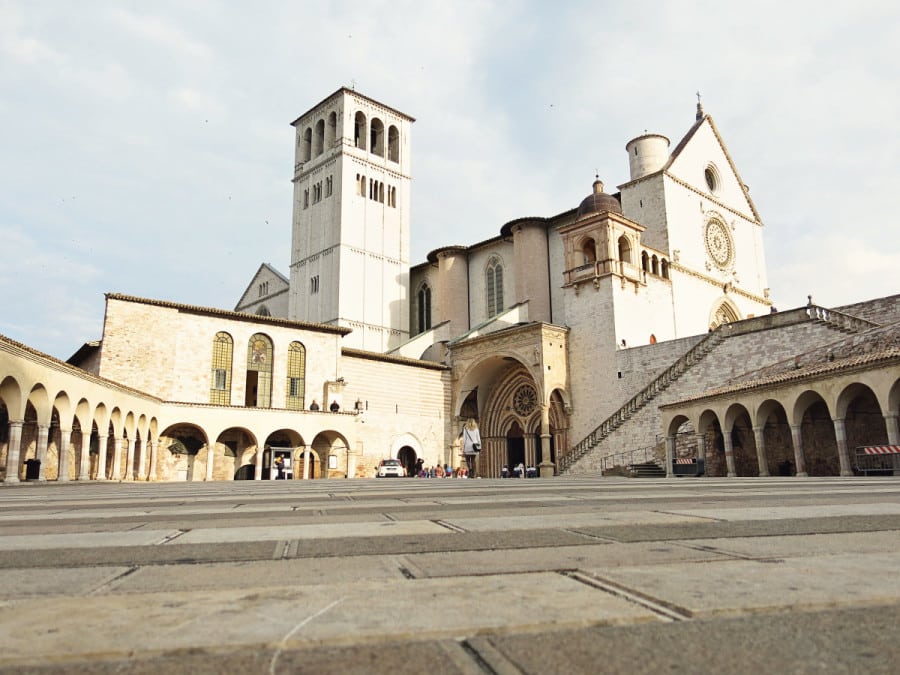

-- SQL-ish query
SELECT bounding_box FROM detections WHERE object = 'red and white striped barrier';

[675,458,695,464]
[859,446,900,455]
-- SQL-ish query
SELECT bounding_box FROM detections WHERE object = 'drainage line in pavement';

[563,570,692,621]
[434,519,467,533]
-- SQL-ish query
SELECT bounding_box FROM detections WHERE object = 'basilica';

[2,87,898,483]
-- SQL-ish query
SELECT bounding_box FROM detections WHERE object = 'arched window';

[378,181,385,203]
[245,334,273,408]
[370,118,384,156]
[388,125,399,162]
[581,238,596,265]
[285,341,306,411]
[651,255,659,276]
[314,119,325,156]
[486,257,504,318]
[256,305,270,317]
[618,235,632,265]
[354,111,367,150]
[641,251,649,273]
[302,128,312,161]
[210,332,233,405]
[661,259,669,279]
[417,283,432,334]
[326,111,337,148]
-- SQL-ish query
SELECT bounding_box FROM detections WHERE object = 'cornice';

[668,262,770,305]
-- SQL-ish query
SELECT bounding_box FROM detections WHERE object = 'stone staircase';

[628,461,667,478]
[557,328,726,473]
[558,304,880,476]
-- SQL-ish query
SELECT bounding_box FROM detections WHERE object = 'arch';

[485,256,504,318]
[210,331,233,405]
[581,237,597,265]
[388,125,399,162]
[723,402,757,476]
[354,111,367,150]
[310,430,352,479]
[256,305,270,317]
[641,251,649,273]
[313,119,325,156]
[285,341,306,411]
[302,127,312,161]
[836,382,888,452]
[709,298,740,330]
[660,259,669,279]
[397,446,417,477]
[417,282,432,334]
[370,117,384,156]
[755,398,795,476]
[326,111,337,148]
[0,376,23,420]
[617,235,632,265]
[245,333,273,408]
[651,255,659,276]
[160,423,209,482]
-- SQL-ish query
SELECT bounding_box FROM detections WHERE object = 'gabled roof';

[106,293,351,336]
[290,87,416,126]
[234,262,289,311]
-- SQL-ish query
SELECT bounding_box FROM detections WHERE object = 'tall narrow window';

[486,257,504,318]
[245,334,273,408]
[285,341,306,410]
[370,118,384,156]
[618,235,632,265]
[302,128,312,161]
[388,125,399,162]
[417,283,432,333]
[326,111,337,148]
[314,119,325,156]
[354,111,367,150]
[209,332,233,405]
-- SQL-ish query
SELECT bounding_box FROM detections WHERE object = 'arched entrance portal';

[507,421,525,471]
[398,446,416,478]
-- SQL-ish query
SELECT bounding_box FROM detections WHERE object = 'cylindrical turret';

[433,246,470,337]
[625,133,670,181]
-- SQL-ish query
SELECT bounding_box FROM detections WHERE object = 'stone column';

[123,439,134,482]
[539,405,554,478]
[147,441,158,481]
[665,434,675,478]
[77,433,91,481]
[254,447,263,480]
[111,436,123,481]
[789,424,808,477]
[58,428,72,482]
[136,440,147,481]
[95,434,110,481]
[35,424,50,482]
[205,443,215,482]
[723,430,736,477]
[303,447,310,480]
[695,434,707,477]
[884,412,899,445]
[832,417,853,477]
[752,426,769,477]
[4,421,23,483]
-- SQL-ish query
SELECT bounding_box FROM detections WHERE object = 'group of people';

[413,458,468,478]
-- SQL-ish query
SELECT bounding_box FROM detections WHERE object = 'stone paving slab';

[444,509,713,532]
[0,573,659,667]
[402,541,729,578]
[176,519,449,544]
[1,566,133,598]
[685,529,900,559]
[669,501,900,521]
[593,550,900,616]
[0,529,181,551]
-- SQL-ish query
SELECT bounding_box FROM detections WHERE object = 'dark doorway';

[507,421,525,469]
[234,464,255,480]
[245,371,259,406]
[397,446,416,478]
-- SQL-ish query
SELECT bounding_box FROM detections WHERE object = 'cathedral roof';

[576,179,622,218]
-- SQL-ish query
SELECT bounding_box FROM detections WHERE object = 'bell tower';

[288,88,414,352]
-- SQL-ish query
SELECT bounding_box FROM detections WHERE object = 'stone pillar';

[665,434,675,478]
[147,441,158,481]
[539,405,554,478]
[77,433,92,481]
[95,434,109,481]
[254,447,263,480]
[303,447,310,480]
[789,424,808,477]
[36,424,50,482]
[884,412,899,445]
[752,426,769,477]
[111,436,123,481]
[696,434,706,463]
[723,430,736,477]
[205,443,215,482]
[832,417,853,477]
[58,428,73,482]
[136,440,147,481]
[4,421,23,483]
[123,438,135,481]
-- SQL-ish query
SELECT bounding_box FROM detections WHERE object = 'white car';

[376,458,405,478]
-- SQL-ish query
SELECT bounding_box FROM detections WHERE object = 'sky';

[1,1,898,359]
